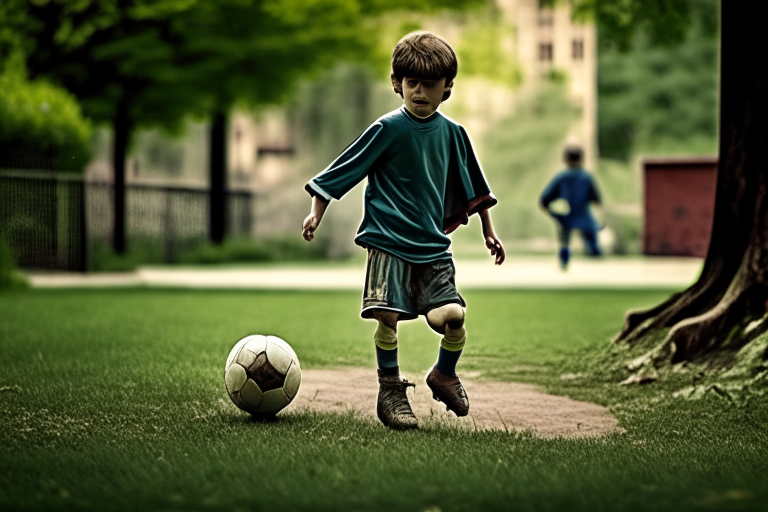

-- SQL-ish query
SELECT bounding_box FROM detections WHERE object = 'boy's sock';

[435,334,466,376]
[558,247,570,269]
[374,322,399,373]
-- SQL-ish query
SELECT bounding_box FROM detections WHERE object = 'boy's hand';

[302,214,319,241]
[485,235,505,265]
[302,195,329,241]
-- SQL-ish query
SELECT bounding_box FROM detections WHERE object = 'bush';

[88,235,335,271]
[0,66,92,172]
[0,236,28,290]
[178,236,331,265]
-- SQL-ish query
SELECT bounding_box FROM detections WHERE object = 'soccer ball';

[224,334,302,416]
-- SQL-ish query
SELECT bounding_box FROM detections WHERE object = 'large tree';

[1,0,209,253]
[1,0,482,250]
[175,0,483,244]
[582,0,768,376]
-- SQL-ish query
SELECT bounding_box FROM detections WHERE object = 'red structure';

[643,157,718,257]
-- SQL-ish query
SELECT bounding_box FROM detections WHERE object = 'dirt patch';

[291,367,621,438]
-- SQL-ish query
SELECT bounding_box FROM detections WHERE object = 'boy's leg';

[370,308,417,430]
[425,303,470,416]
[426,304,466,376]
[582,228,602,256]
[373,311,400,374]
[557,224,572,269]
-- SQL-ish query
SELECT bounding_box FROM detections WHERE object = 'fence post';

[78,179,88,272]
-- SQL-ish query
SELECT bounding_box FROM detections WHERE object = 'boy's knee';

[374,321,398,350]
[426,303,465,334]
[373,310,399,330]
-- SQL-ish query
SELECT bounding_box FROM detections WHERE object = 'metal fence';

[0,170,253,271]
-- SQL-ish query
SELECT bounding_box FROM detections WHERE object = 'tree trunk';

[209,110,228,245]
[615,3,768,366]
[112,100,131,255]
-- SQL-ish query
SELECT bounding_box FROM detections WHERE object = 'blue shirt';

[306,107,496,264]
[540,168,601,231]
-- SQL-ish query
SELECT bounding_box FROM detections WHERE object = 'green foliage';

[0,62,93,172]
[89,236,335,271]
[452,83,580,253]
[89,238,165,272]
[1,0,485,138]
[0,236,28,290]
[569,0,718,52]
[1,288,767,510]
[597,0,718,160]
[178,236,332,265]
[456,7,522,87]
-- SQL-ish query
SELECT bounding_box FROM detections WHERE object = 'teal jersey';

[306,107,497,264]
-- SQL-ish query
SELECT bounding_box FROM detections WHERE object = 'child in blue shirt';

[540,146,603,269]
[302,32,504,429]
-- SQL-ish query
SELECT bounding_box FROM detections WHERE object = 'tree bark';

[209,110,228,245]
[112,99,131,255]
[615,2,768,366]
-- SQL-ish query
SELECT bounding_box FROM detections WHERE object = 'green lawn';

[1,288,766,511]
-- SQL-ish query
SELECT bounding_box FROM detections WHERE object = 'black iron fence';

[0,170,253,271]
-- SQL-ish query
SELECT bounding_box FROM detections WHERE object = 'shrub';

[178,236,331,265]
[0,236,28,290]
[0,67,92,172]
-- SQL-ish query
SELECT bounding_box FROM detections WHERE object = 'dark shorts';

[361,248,466,321]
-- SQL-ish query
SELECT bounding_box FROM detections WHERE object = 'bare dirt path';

[291,368,621,438]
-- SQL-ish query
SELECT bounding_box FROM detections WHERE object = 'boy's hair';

[564,145,583,164]
[391,31,457,102]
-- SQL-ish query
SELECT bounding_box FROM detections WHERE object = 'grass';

[1,287,767,511]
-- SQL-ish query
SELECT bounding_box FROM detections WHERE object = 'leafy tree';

[0,0,484,251]
[597,0,718,160]
[576,0,768,384]
[0,57,92,172]
[1,0,210,253]
[171,0,485,244]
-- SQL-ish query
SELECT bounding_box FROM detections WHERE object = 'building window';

[538,11,554,26]
[572,39,584,60]
[539,42,553,62]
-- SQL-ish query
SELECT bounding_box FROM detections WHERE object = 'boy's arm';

[302,196,329,241]
[479,208,505,265]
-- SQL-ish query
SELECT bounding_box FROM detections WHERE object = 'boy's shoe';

[426,366,469,417]
[376,370,418,429]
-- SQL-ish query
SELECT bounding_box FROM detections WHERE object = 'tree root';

[614,259,733,345]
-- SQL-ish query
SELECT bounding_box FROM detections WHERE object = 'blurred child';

[540,145,603,269]
[302,32,504,429]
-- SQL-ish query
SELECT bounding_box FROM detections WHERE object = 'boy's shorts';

[361,247,466,321]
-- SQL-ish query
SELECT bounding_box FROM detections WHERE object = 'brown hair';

[563,145,584,163]
[391,31,457,102]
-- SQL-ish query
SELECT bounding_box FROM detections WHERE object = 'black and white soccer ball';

[224,334,301,416]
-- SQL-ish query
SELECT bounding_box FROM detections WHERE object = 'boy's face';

[566,157,582,168]
[391,75,452,118]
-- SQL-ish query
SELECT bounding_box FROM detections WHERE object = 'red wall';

[643,157,718,257]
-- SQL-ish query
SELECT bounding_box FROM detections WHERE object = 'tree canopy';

[0,57,92,171]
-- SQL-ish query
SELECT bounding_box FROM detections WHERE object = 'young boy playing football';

[540,146,603,270]
[302,32,505,429]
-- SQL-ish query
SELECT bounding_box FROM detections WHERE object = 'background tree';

[173,0,483,244]
[575,0,768,379]
[0,55,92,172]
[0,0,209,253]
[596,0,718,161]
[0,0,483,251]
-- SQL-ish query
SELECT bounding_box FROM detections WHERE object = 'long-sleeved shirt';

[306,106,496,264]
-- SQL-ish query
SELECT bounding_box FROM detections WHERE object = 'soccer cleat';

[425,366,469,417]
[376,370,418,429]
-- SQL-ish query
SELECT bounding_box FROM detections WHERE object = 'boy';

[302,32,504,430]
[540,145,603,269]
